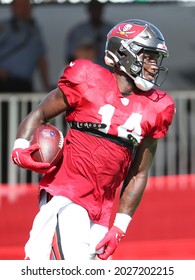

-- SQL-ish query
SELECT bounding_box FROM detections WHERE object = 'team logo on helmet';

[108,22,144,40]
[116,24,135,37]
[117,24,135,37]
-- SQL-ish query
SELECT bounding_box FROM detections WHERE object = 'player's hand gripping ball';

[30,124,64,166]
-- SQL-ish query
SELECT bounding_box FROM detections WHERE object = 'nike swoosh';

[70,62,75,67]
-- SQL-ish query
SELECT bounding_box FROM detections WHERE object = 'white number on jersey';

[98,104,143,143]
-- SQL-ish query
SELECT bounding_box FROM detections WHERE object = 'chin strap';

[134,75,154,91]
[118,63,154,91]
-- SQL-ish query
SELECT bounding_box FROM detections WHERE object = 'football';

[30,124,64,166]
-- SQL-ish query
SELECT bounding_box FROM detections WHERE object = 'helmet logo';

[117,24,135,37]
[123,24,132,31]
[107,23,145,40]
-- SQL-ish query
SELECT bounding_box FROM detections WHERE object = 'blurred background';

[0,0,195,260]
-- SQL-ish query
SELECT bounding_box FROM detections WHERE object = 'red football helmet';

[104,19,168,91]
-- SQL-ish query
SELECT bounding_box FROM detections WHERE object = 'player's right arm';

[11,88,69,173]
[16,88,69,140]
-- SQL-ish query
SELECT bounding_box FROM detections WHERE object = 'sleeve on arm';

[151,102,176,139]
[58,60,88,108]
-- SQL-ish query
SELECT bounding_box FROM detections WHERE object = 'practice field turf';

[0,174,195,260]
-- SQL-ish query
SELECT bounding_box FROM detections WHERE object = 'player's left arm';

[119,136,158,216]
[96,136,158,259]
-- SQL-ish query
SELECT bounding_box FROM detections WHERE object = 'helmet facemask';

[130,46,168,91]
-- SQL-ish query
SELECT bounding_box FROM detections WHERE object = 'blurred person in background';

[0,0,50,183]
[64,0,113,67]
[0,0,50,93]
[70,36,97,62]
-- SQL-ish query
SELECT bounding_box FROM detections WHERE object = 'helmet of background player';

[104,19,169,91]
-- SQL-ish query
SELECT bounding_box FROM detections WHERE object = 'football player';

[11,19,175,260]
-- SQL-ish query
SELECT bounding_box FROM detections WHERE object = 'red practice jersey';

[40,59,175,227]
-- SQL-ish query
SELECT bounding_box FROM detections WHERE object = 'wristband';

[113,213,132,233]
[13,138,30,150]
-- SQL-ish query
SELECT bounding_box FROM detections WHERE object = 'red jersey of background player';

[40,59,175,227]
